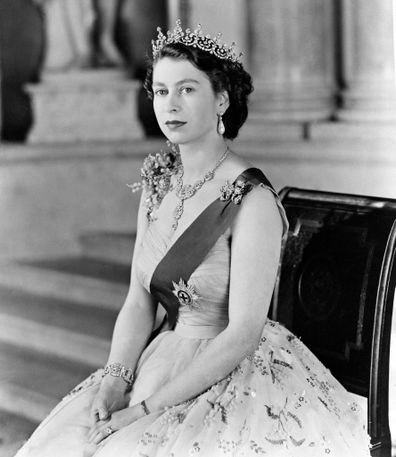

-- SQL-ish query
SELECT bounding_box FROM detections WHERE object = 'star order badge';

[172,279,200,309]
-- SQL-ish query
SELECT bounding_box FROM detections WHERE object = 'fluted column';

[167,0,190,26]
[187,0,248,60]
[127,0,167,74]
[0,56,2,141]
[247,0,335,123]
[338,0,396,122]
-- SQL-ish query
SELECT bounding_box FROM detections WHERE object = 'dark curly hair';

[144,43,254,140]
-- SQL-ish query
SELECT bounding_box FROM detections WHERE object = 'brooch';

[172,279,200,310]
[127,142,180,222]
[220,179,252,205]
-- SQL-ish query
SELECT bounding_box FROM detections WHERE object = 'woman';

[16,20,371,456]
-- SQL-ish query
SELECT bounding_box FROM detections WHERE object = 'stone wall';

[1,0,395,261]
[1,137,395,261]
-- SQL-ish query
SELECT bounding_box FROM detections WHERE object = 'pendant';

[172,200,184,231]
[172,279,201,309]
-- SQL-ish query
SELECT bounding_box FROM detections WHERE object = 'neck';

[178,138,228,183]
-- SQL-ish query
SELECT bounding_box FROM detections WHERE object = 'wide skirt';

[15,320,371,457]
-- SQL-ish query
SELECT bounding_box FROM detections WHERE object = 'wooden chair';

[271,187,396,457]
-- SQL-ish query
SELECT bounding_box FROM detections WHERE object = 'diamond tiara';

[152,19,243,63]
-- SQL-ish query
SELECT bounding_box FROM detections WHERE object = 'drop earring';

[217,113,225,135]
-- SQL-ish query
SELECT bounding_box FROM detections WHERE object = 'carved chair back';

[272,188,396,457]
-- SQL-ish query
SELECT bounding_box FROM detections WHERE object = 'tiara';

[152,19,243,63]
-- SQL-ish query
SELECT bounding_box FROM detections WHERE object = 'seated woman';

[15,20,371,457]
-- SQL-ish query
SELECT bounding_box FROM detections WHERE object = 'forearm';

[106,302,155,371]
[90,299,155,421]
[145,326,260,411]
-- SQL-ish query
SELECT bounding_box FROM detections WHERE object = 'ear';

[217,90,230,114]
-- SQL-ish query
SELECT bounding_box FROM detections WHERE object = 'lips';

[165,120,186,129]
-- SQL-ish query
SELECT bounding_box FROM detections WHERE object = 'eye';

[180,86,194,94]
[154,88,167,96]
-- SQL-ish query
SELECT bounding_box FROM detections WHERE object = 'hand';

[87,403,145,445]
[90,377,129,425]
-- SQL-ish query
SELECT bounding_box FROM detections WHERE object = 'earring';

[217,113,225,135]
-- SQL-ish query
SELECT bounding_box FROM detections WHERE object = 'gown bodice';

[135,174,289,339]
[136,217,232,337]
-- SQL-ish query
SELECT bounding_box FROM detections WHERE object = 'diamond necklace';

[172,146,230,231]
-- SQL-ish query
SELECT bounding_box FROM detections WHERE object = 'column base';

[338,83,396,122]
[26,69,144,143]
[249,83,335,123]
[238,114,305,141]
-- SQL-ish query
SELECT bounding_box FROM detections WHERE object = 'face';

[152,57,228,145]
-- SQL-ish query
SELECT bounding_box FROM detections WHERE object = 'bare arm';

[106,189,157,372]
[90,190,157,421]
[145,187,284,412]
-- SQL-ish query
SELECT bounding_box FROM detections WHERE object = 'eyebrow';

[152,78,200,87]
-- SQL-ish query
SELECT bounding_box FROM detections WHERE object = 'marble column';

[167,0,190,26]
[247,0,335,125]
[0,56,2,140]
[127,0,167,74]
[187,0,248,61]
[337,0,396,122]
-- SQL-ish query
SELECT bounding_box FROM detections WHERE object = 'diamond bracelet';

[102,362,134,391]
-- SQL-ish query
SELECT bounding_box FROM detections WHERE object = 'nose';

[166,90,180,113]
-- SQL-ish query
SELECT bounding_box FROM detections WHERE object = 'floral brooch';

[172,279,200,310]
[127,142,180,222]
[220,179,252,205]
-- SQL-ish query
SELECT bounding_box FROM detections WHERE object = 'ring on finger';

[104,426,114,436]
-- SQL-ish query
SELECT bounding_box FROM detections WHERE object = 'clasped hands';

[87,378,147,446]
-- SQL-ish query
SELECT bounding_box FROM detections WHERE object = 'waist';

[174,323,226,339]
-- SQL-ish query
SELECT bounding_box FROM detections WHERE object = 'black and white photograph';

[0,0,395,456]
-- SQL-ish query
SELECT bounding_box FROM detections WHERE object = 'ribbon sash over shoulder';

[149,167,275,331]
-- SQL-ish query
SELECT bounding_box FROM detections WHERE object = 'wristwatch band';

[140,399,151,415]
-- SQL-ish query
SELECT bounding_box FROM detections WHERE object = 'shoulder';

[229,183,284,280]
[237,183,282,222]
[217,151,283,234]
[231,175,284,242]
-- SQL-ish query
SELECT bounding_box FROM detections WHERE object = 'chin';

[164,132,191,145]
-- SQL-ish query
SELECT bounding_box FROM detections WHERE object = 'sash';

[149,167,275,337]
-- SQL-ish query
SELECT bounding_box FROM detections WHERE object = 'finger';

[90,400,100,423]
[91,411,100,424]
[87,421,105,442]
[90,404,108,426]
[89,427,106,445]
[92,430,106,446]
[98,407,109,421]
[90,411,102,428]
[91,425,115,445]
[87,425,98,443]
[88,419,112,442]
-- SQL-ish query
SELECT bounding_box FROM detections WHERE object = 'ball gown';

[15,168,371,457]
